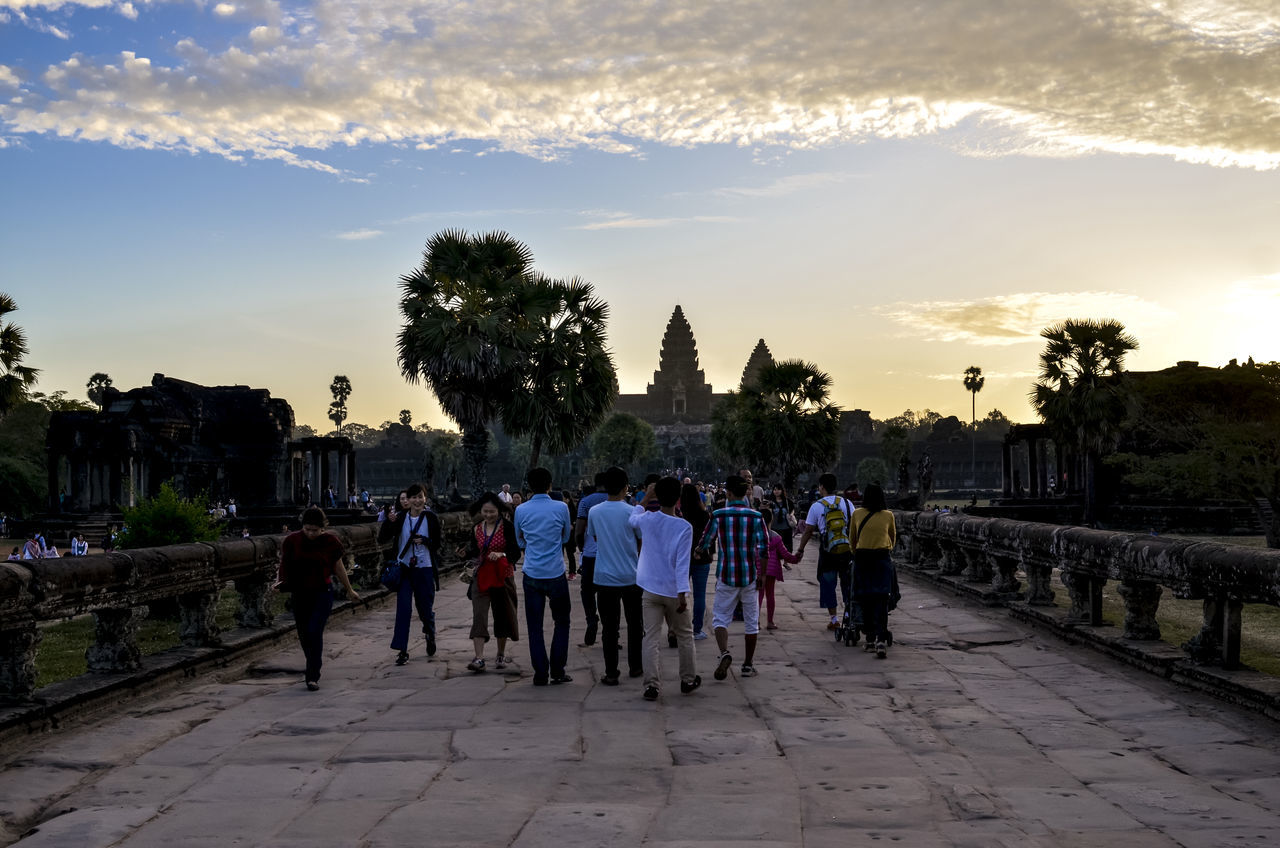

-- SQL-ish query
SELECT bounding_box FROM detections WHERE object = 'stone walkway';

[3,548,1280,847]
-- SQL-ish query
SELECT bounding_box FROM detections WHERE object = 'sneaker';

[827,618,839,630]
[426,638,437,657]
[740,664,757,678]
[680,675,702,694]
[643,685,660,701]
[305,680,319,691]
[693,630,709,641]
[551,674,573,685]
[395,650,409,666]
[714,652,732,681]
[583,621,598,646]
[875,641,887,659]
[601,673,620,686]
[466,657,486,672]
[494,655,507,670]
[766,622,777,631]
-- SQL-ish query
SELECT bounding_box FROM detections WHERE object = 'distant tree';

[591,412,656,474]
[927,415,965,443]
[294,423,317,439]
[963,365,985,500]
[86,372,113,410]
[855,457,890,488]
[342,422,381,449]
[328,375,352,435]
[879,424,910,493]
[710,359,841,490]
[29,390,93,412]
[0,293,39,419]
[976,408,1013,440]
[0,400,50,515]
[118,481,221,549]
[399,409,412,426]
[502,277,617,471]
[1030,319,1138,525]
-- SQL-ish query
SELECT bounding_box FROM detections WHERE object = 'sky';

[3,0,1279,435]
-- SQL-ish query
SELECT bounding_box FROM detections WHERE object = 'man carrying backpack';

[795,473,854,631]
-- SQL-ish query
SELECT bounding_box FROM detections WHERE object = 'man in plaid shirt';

[696,475,768,681]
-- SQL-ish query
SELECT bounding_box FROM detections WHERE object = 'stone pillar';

[938,540,965,576]
[178,588,223,647]
[916,538,941,570]
[86,606,148,671]
[1185,596,1223,664]
[990,554,1022,596]
[962,547,992,584]
[1001,442,1013,498]
[1117,579,1162,640]
[47,450,61,512]
[1024,559,1055,605]
[1223,597,1243,670]
[1061,570,1104,624]
[0,625,41,698]
[234,576,275,628]
[1027,438,1041,498]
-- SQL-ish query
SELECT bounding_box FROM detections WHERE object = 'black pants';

[595,583,643,678]
[292,588,333,683]
[858,593,890,644]
[579,556,599,626]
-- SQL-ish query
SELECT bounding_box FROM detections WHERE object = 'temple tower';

[640,305,716,424]
[741,338,774,388]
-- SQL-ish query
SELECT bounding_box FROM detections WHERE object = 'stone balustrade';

[895,510,1280,670]
[0,519,476,700]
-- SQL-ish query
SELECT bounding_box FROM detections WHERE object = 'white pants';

[712,582,760,635]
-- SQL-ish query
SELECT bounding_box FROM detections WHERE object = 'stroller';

[835,561,901,648]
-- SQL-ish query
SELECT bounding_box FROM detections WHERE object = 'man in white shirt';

[498,483,514,505]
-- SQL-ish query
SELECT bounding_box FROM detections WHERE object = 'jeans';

[578,556,599,626]
[690,562,711,633]
[595,583,643,678]
[391,566,436,651]
[292,588,333,683]
[523,573,572,681]
[817,550,853,610]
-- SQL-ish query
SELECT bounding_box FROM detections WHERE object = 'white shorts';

[712,582,760,635]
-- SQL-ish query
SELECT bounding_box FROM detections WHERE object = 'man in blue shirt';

[514,466,574,686]
[585,466,644,685]
[574,472,608,646]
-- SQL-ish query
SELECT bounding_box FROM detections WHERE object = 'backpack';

[821,496,852,555]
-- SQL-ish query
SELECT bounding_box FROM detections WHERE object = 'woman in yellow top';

[850,484,897,659]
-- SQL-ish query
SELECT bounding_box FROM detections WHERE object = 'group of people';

[7,530,94,560]
[277,467,899,698]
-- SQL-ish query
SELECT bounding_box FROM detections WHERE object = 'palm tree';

[1030,319,1139,525]
[0,293,39,419]
[396,229,541,492]
[712,359,842,490]
[963,366,984,502]
[501,276,618,472]
[87,372,113,410]
[329,375,352,435]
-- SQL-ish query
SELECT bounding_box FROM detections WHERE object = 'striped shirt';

[696,499,768,588]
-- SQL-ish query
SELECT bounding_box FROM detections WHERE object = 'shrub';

[119,481,220,548]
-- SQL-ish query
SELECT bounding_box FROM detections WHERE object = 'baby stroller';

[834,594,863,647]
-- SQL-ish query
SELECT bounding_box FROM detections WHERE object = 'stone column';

[47,450,61,512]
[938,540,965,576]
[1061,570,1104,624]
[990,554,1022,596]
[1117,579,1162,640]
[1024,557,1055,606]
[1001,442,1013,498]
[1027,438,1041,498]
[86,606,148,671]
[234,576,275,628]
[178,588,223,647]
[0,625,41,698]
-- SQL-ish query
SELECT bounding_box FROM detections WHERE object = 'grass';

[33,585,268,690]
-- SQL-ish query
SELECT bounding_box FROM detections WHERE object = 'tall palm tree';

[502,276,618,472]
[963,365,984,501]
[0,293,39,419]
[1030,319,1138,525]
[712,359,842,490]
[396,229,542,492]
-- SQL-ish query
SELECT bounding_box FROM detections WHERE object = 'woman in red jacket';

[461,492,522,672]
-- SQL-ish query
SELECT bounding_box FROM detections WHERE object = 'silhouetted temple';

[613,306,739,425]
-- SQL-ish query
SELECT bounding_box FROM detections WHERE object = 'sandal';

[466,657,486,672]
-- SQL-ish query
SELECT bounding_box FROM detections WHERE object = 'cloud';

[3,0,1280,171]
[880,291,1174,346]
[1221,272,1280,317]
[335,227,383,240]
[713,172,863,198]
[576,214,741,230]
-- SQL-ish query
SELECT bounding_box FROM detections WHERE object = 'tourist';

[277,506,360,690]
[70,533,89,556]
[461,493,521,673]
[768,484,797,551]
[513,467,573,686]
[558,489,579,578]
[758,508,800,630]
[6,547,19,562]
[101,525,117,553]
[680,483,713,641]
[585,466,644,686]
[739,468,764,508]
[227,498,238,518]
[696,475,768,680]
[573,472,608,646]
[629,477,699,700]
[498,483,514,505]
[510,491,523,509]
[795,473,855,631]
[851,484,898,659]
[42,543,60,558]
[377,482,442,666]
[21,534,41,560]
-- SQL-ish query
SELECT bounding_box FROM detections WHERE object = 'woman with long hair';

[377,482,442,666]
[461,492,522,671]
[850,484,898,659]
[768,484,796,551]
[680,483,714,641]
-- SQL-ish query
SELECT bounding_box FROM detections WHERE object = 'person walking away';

[795,473,855,632]
[573,472,608,646]
[851,484,898,659]
[514,467,574,686]
[585,466,644,685]
[696,475,768,680]
[278,507,360,690]
[461,493,521,672]
[681,483,714,641]
[629,476,699,700]
[378,483,442,666]
[758,508,800,630]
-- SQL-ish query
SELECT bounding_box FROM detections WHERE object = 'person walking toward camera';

[378,482,442,666]
[514,467,574,686]
[278,507,360,690]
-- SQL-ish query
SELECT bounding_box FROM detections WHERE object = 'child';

[759,507,800,630]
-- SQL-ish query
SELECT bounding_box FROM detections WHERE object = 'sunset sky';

[3,0,1279,434]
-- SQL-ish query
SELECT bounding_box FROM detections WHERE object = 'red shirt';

[280,531,345,592]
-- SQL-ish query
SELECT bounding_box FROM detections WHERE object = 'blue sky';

[3,0,1280,433]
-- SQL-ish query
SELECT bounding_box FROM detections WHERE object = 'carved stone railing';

[0,525,388,699]
[895,510,1280,670]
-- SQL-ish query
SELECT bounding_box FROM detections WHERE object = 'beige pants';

[641,590,697,690]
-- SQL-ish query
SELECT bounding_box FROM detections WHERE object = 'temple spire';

[741,339,774,388]
[651,305,707,390]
